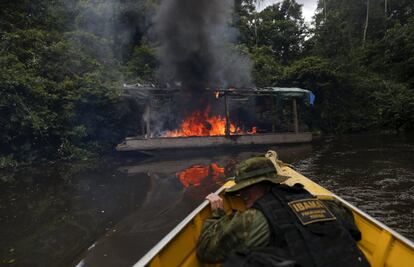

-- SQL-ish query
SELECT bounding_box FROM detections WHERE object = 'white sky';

[256,0,318,23]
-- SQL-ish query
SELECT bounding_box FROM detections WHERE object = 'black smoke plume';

[154,0,252,95]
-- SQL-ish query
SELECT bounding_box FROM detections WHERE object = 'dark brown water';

[294,134,414,240]
[0,134,413,267]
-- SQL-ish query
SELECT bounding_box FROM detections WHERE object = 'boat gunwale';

[318,193,414,249]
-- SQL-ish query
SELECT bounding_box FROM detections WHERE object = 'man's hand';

[206,193,224,210]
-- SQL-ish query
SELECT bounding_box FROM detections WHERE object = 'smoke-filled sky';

[153,0,252,121]
[256,0,318,22]
[155,0,252,91]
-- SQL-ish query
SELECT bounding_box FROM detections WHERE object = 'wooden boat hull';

[134,165,414,267]
[116,133,312,152]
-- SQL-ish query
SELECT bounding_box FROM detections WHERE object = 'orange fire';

[215,91,220,99]
[163,106,257,137]
[177,163,225,188]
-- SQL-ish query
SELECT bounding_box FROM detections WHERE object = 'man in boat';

[196,151,370,267]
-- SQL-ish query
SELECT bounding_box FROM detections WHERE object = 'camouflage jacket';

[196,200,358,263]
[196,208,270,263]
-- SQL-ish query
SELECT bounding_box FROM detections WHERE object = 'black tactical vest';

[250,184,370,267]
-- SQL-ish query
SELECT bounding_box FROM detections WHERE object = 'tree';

[254,0,307,63]
[125,40,158,82]
[250,46,283,87]
[383,18,414,87]
[0,0,149,164]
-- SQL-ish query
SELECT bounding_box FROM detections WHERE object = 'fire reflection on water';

[177,163,224,188]
[177,163,227,201]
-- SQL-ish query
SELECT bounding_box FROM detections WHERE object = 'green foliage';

[0,155,18,170]
[125,40,158,82]
[307,0,414,132]
[383,18,414,87]
[372,82,414,130]
[256,1,306,63]
[0,0,150,165]
[283,56,341,132]
[240,0,307,63]
[250,46,283,87]
[282,54,414,132]
[242,0,414,133]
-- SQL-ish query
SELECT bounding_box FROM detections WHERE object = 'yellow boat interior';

[135,164,414,267]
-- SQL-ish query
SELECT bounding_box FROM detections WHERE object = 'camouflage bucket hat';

[226,156,289,193]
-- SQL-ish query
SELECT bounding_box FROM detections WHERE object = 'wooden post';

[145,100,151,139]
[139,99,145,137]
[292,98,299,134]
[271,96,277,133]
[141,116,145,137]
[224,93,230,136]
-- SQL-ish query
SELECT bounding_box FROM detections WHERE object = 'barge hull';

[116,132,312,152]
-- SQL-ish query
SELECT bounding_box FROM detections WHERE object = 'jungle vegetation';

[1,0,413,167]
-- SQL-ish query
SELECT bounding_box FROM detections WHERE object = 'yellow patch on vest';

[288,199,336,225]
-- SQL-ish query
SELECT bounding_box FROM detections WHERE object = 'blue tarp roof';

[262,87,315,105]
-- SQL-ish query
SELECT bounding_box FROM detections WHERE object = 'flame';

[177,163,224,188]
[163,106,256,137]
[215,91,220,99]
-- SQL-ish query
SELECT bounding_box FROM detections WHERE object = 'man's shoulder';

[244,208,268,224]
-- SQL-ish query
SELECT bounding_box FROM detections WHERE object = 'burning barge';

[117,85,314,152]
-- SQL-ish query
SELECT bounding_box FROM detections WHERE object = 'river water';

[0,134,413,267]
